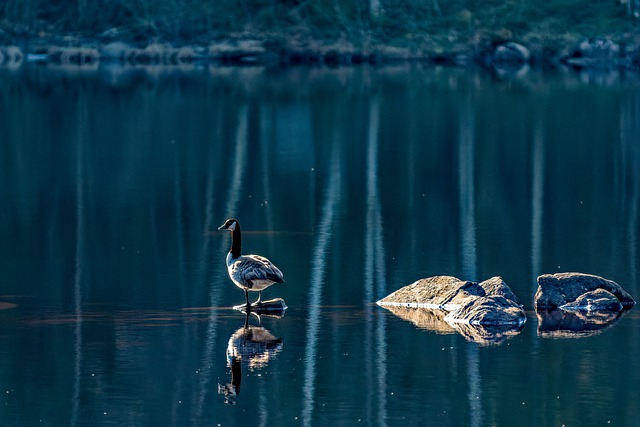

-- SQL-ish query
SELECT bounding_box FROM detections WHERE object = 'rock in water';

[234,298,288,317]
[534,272,635,311]
[534,272,634,338]
[445,293,524,326]
[492,42,531,65]
[377,276,525,326]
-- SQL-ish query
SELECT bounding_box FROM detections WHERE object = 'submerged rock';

[377,275,526,327]
[534,272,635,311]
[234,298,287,317]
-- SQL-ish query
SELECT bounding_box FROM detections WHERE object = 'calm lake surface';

[1,63,639,426]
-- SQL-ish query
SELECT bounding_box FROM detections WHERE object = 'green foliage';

[0,0,635,43]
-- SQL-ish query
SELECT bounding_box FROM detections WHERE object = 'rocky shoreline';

[1,35,639,72]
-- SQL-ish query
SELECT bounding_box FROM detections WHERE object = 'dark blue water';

[0,64,639,426]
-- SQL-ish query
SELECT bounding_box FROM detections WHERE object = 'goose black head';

[218,218,239,231]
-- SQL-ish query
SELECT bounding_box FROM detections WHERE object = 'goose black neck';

[230,224,242,259]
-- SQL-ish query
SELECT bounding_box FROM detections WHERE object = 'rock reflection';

[536,308,631,339]
[0,301,17,310]
[453,322,524,345]
[382,305,523,346]
[218,313,283,403]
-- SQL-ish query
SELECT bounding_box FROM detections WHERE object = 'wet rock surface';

[236,298,288,317]
[534,272,635,310]
[377,275,526,326]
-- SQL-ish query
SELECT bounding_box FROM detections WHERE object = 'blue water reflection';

[0,64,639,426]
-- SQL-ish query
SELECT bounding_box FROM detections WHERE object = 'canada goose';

[218,218,284,308]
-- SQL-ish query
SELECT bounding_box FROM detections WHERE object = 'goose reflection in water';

[218,312,284,403]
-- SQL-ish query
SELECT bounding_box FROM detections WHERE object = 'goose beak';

[218,224,226,230]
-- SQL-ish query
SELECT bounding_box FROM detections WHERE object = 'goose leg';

[233,290,252,311]
[244,289,251,308]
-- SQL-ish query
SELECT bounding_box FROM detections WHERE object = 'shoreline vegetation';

[1,1,640,71]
